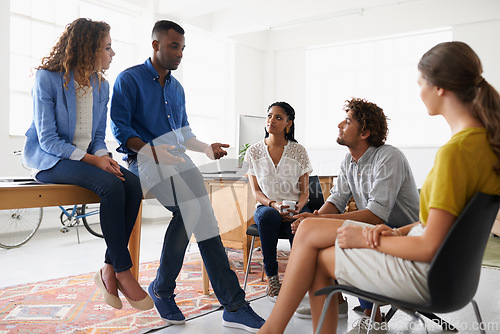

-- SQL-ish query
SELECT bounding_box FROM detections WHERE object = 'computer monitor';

[238,114,266,167]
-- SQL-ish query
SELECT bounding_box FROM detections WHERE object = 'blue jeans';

[129,153,247,311]
[36,159,142,272]
[359,299,373,310]
[254,204,311,277]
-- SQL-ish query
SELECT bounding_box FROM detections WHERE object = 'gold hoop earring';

[286,127,290,134]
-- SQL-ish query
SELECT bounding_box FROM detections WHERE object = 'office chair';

[314,192,500,334]
[242,175,325,291]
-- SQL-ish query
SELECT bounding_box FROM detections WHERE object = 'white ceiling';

[156,0,429,35]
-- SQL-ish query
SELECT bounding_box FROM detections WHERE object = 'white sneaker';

[338,299,348,319]
[294,299,348,319]
[294,306,312,319]
[347,315,388,334]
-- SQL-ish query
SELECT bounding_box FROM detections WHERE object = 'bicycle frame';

[59,205,99,220]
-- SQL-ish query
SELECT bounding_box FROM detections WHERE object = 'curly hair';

[37,18,111,89]
[343,98,388,147]
[418,41,500,173]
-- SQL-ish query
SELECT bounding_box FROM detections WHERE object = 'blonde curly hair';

[37,18,110,89]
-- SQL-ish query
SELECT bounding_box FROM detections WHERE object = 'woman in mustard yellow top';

[258,41,500,334]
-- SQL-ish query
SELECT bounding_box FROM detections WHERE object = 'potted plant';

[238,143,250,163]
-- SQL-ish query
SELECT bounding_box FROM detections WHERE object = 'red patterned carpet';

[0,249,289,333]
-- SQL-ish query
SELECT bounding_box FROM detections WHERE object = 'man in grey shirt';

[293,98,419,332]
[328,144,419,228]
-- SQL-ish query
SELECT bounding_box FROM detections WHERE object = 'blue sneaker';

[148,282,186,324]
[222,304,265,333]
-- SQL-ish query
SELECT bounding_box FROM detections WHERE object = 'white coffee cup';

[281,200,297,216]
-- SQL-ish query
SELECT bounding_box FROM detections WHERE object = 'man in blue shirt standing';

[110,20,265,333]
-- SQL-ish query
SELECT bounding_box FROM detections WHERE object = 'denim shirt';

[110,58,196,158]
[327,145,420,227]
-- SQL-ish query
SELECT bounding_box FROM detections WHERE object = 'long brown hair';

[37,18,110,89]
[418,41,500,173]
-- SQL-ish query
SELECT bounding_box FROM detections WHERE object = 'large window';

[305,29,453,148]
[9,0,145,136]
[9,1,236,156]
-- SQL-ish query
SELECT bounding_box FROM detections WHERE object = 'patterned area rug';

[0,249,289,333]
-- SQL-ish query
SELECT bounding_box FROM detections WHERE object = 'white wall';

[2,0,500,221]
[229,0,500,187]
[234,43,266,118]
[1,1,28,178]
[0,1,171,230]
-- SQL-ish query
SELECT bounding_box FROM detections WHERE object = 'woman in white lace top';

[244,101,312,301]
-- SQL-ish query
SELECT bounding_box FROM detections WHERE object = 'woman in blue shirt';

[23,18,152,311]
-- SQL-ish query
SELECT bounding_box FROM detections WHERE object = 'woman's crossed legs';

[258,217,346,334]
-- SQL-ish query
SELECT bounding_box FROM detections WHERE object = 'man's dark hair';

[151,20,184,39]
[344,98,388,147]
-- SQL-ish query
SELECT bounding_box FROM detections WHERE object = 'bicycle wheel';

[81,204,103,238]
[0,207,43,249]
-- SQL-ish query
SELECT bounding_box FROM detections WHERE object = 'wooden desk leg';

[201,260,209,295]
[129,201,143,280]
[243,243,250,274]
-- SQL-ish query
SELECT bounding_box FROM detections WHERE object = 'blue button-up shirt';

[110,58,196,157]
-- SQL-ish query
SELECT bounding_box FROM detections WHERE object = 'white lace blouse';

[244,139,312,204]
